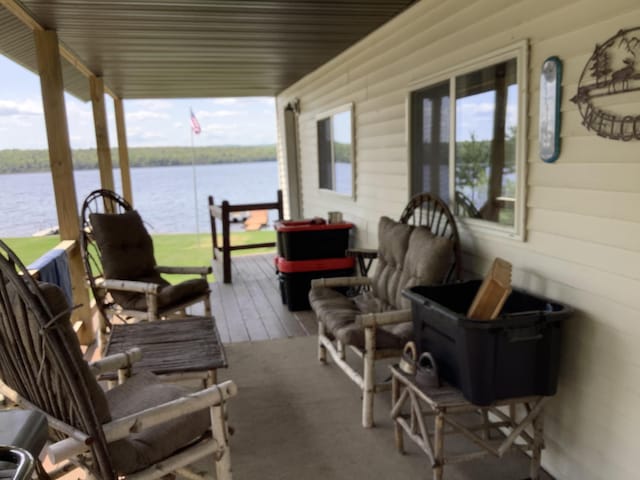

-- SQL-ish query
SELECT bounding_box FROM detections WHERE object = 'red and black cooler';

[276,257,355,311]
[275,219,355,311]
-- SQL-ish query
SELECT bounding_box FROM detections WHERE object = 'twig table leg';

[392,373,404,453]
[433,412,445,480]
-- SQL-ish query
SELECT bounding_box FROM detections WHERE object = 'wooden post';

[221,200,231,283]
[34,30,93,344]
[114,97,133,205]
[208,196,218,259]
[90,76,115,192]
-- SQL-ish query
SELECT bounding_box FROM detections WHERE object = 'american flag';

[190,109,201,135]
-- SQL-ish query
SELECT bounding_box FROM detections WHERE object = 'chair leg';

[317,321,327,363]
[210,404,232,480]
[204,295,212,317]
[362,326,376,428]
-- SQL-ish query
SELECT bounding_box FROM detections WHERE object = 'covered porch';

[2,1,639,479]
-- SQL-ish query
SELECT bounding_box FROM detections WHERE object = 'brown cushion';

[124,278,210,312]
[90,210,160,282]
[371,216,413,309]
[90,211,209,311]
[106,371,210,474]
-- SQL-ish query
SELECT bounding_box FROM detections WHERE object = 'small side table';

[103,316,227,386]
[390,365,548,480]
[346,248,378,277]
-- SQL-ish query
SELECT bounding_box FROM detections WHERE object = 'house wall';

[275,0,640,478]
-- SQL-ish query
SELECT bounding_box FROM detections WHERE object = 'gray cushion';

[106,371,210,474]
[395,227,454,309]
[371,216,413,309]
[309,216,454,350]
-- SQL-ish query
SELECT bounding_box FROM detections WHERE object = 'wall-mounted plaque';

[539,57,562,162]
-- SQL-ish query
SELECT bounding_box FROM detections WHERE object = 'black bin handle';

[0,446,35,480]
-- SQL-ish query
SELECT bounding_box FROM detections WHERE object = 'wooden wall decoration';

[571,27,640,141]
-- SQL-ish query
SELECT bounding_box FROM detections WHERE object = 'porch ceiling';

[0,0,416,101]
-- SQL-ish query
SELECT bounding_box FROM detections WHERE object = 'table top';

[104,316,227,379]
[390,364,542,411]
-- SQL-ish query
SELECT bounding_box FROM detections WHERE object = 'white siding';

[276,0,640,478]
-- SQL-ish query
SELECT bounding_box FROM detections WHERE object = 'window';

[410,43,527,238]
[317,105,354,197]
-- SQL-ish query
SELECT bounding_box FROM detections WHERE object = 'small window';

[317,105,354,196]
[409,43,527,239]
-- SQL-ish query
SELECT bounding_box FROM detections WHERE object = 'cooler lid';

[275,218,353,232]
[276,256,355,273]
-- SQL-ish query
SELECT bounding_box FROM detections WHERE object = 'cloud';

[0,99,43,116]
[128,99,173,110]
[196,110,238,119]
[126,110,170,121]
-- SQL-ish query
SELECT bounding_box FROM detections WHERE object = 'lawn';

[4,231,276,284]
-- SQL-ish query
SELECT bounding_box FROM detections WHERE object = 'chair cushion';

[106,371,210,474]
[308,287,411,350]
[395,227,454,309]
[90,211,209,312]
[309,216,453,350]
[371,216,413,309]
[90,210,160,282]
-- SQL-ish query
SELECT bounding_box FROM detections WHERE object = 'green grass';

[3,231,276,284]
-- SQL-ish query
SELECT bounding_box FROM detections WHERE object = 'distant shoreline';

[0,145,277,174]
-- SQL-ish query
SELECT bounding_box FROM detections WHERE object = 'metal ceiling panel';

[0,7,91,101]
[3,0,415,99]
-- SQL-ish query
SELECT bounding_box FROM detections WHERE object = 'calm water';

[0,162,279,237]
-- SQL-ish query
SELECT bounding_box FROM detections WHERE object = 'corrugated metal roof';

[1,1,415,100]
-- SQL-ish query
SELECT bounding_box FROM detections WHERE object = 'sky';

[0,55,277,150]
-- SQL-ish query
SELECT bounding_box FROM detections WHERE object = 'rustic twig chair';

[0,239,236,480]
[80,189,212,342]
[309,192,461,427]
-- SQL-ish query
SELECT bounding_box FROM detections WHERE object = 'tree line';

[0,145,277,174]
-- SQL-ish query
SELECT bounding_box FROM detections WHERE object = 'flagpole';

[190,109,201,244]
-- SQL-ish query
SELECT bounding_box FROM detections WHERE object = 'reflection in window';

[410,55,522,231]
[455,60,517,227]
[317,108,353,196]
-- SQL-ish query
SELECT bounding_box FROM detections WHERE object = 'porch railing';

[208,190,283,284]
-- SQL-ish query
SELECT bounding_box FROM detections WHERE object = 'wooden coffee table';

[102,316,227,386]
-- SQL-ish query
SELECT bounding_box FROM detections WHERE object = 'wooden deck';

[209,252,316,343]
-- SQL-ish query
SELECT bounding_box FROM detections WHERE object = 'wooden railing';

[208,190,283,284]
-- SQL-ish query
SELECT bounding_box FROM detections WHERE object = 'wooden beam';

[114,97,133,205]
[90,76,115,192]
[34,29,94,345]
[1,0,118,98]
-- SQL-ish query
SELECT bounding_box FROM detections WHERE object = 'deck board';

[210,253,314,343]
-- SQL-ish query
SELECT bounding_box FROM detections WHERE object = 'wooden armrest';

[100,278,159,294]
[156,265,212,275]
[356,309,412,328]
[311,276,372,289]
[346,247,378,259]
[89,348,143,376]
[48,380,238,463]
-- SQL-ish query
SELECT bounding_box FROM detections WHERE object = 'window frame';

[316,103,356,200]
[407,41,528,241]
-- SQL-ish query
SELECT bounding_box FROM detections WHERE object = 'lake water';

[0,161,279,237]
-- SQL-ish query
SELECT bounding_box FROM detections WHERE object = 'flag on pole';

[190,109,201,134]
